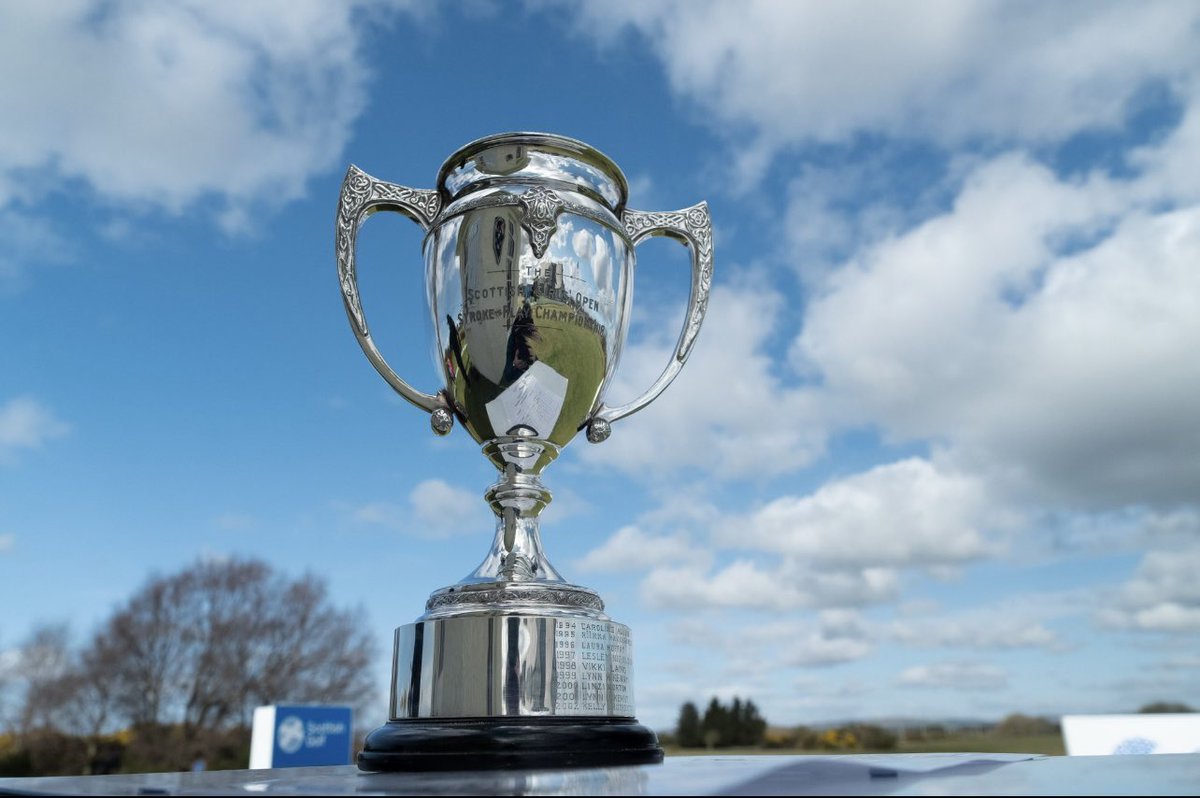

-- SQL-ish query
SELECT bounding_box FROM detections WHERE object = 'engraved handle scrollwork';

[586,202,713,442]
[336,165,453,432]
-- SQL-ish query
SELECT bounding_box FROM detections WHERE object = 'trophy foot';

[357,717,664,772]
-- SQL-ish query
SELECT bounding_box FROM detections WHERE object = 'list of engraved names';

[553,619,632,716]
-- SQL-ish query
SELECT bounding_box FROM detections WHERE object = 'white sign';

[1061,713,1200,756]
[249,704,353,769]
[485,360,568,441]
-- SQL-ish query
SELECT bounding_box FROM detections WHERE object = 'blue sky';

[2,1,1199,731]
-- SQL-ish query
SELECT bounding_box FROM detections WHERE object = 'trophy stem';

[459,436,564,584]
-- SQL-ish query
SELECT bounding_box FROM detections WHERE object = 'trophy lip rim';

[436,132,630,207]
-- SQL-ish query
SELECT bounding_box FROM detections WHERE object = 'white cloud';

[580,457,1001,610]
[891,588,1098,652]
[213,513,255,531]
[721,458,1002,568]
[352,478,490,539]
[0,396,70,464]
[640,559,900,612]
[898,660,1008,691]
[1140,509,1200,543]
[0,1,413,223]
[0,534,13,554]
[891,616,1059,651]
[1100,542,1200,632]
[1157,655,1200,671]
[786,611,875,667]
[575,525,709,572]
[0,210,72,289]
[564,1,1200,183]
[1132,82,1200,208]
[787,635,873,668]
[794,154,1200,509]
[0,647,23,686]
[642,561,804,612]
[580,283,824,479]
[667,613,875,669]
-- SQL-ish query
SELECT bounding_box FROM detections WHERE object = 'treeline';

[668,704,1198,754]
[0,558,377,777]
[673,697,768,748]
[761,723,898,751]
[0,725,252,778]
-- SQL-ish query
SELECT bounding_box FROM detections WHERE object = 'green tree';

[739,699,767,745]
[701,697,727,748]
[994,713,1058,736]
[1139,701,1194,713]
[675,702,703,748]
[683,696,769,748]
[844,722,896,751]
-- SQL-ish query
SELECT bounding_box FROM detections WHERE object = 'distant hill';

[802,717,999,732]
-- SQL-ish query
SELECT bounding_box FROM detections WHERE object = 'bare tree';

[11,623,76,734]
[79,557,377,742]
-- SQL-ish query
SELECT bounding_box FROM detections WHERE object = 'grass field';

[893,732,1064,756]
[664,732,1065,758]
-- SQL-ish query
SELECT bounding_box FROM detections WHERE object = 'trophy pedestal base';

[357,717,664,772]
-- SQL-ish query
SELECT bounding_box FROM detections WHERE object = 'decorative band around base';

[425,583,604,613]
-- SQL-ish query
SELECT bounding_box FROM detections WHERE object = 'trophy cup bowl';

[335,132,713,771]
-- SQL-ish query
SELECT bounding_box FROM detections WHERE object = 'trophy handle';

[587,202,713,442]
[335,165,454,433]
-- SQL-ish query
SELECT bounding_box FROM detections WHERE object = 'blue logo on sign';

[1112,736,1157,755]
[271,705,353,767]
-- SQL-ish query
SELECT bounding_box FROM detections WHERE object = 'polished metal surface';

[594,205,713,430]
[336,131,713,452]
[424,581,604,616]
[335,165,446,416]
[9,753,1200,796]
[335,132,713,724]
[438,131,630,209]
[389,614,634,719]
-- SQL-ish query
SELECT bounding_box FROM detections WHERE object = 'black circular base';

[357,717,664,772]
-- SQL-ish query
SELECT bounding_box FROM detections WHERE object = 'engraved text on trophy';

[432,207,630,446]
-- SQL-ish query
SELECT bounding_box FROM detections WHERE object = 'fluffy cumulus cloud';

[640,553,902,613]
[795,155,1200,508]
[566,1,1200,177]
[0,396,70,464]
[898,661,1009,691]
[575,525,710,573]
[0,1,412,228]
[580,283,824,479]
[546,2,1200,722]
[351,478,490,539]
[580,456,1010,612]
[785,611,875,667]
[1100,542,1200,632]
[667,613,876,670]
[891,614,1059,651]
[720,458,1002,567]
[570,4,1200,517]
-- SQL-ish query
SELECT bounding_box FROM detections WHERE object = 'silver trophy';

[336,133,712,770]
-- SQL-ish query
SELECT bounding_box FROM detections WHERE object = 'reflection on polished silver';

[424,582,604,615]
[391,616,634,718]
[586,417,611,444]
[517,185,566,258]
[335,132,713,725]
[429,407,454,436]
